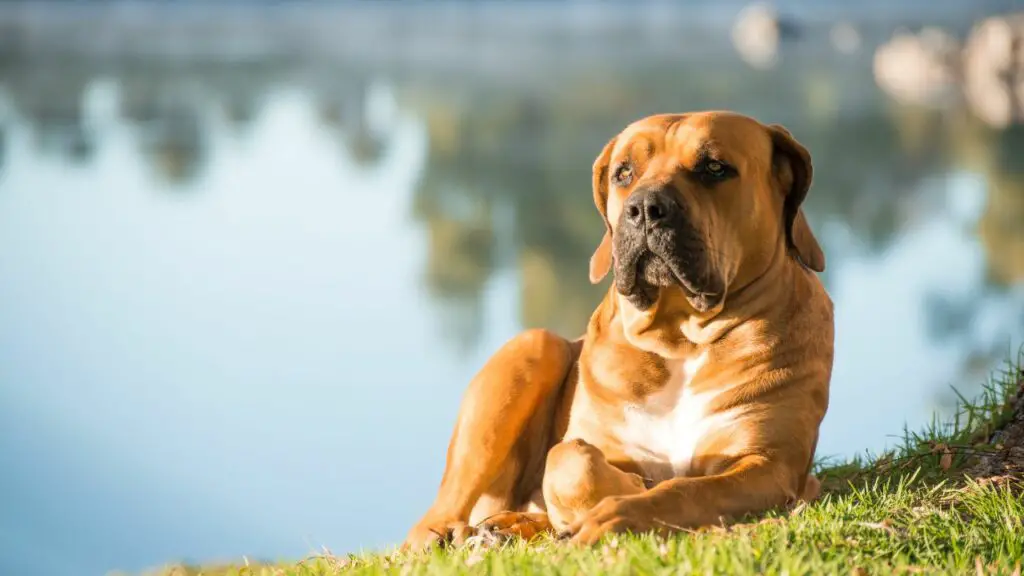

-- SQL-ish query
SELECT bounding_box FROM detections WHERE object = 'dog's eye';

[612,164,634,186]
[698,159,732,182]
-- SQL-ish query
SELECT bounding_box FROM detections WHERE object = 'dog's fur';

[404,111,833,548]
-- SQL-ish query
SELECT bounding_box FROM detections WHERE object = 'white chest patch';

[612,352,741,484]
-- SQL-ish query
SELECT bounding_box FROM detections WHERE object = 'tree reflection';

[140,107,207,186]
[27,95,96,163]
[977,126,1024,287]
[0,49,1019,358]
[413,93,607,342]
[319,83,391,169]
[405,61,990,344]
[412,165,496,351]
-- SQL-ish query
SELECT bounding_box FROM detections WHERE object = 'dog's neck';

[597,242,804,360]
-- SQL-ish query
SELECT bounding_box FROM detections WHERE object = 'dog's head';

[589,111,824,324]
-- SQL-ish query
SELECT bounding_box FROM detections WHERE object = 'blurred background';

[1,0,1023,573]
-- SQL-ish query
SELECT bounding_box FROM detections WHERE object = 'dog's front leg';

[403,330,576,550]
[565,454,808,545]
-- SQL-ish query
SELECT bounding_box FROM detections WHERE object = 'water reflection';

[0,6,1023,575]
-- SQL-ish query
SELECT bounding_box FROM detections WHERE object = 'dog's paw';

[402,519,476,551]
[566,495,656,546]
[475,511,553,542]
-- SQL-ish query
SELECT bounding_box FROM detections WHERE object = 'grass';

[144,350,1024,576]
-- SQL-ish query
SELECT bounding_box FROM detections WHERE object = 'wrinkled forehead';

[613,113,773,169]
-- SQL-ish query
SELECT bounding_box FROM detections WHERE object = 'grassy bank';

[148,351,1024,576]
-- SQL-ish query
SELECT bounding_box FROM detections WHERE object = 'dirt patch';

[964,367,1024,488]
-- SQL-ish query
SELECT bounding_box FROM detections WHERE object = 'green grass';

[144,350,1024,576]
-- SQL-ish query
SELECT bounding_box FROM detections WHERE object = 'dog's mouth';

[613,229,723,313]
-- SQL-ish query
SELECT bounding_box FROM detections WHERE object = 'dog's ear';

[767,124,825,273]
[589,136,618,284]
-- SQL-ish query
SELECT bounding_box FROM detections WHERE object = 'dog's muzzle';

[612,186,721,311]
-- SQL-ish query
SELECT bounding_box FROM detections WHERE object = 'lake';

[1,1,1023,574]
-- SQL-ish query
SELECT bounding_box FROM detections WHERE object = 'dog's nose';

[623,188,677,229]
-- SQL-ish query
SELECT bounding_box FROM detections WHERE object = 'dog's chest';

[610,352,738,483]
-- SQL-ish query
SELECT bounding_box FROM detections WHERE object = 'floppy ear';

[767,124,825,273]
[589,136,618,284]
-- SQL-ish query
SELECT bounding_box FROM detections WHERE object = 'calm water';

[1,2,1024,574]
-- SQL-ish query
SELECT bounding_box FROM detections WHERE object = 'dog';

[404,111,833,548]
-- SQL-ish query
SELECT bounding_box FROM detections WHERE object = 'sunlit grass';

[141,350,1024,576]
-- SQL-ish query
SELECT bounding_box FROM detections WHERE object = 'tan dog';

[404,111,833,548]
